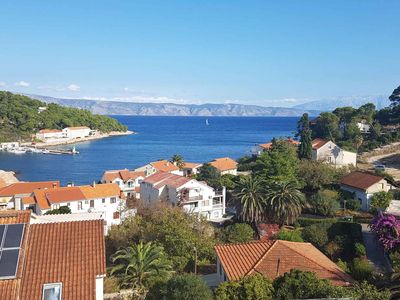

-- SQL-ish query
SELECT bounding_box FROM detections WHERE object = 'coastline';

[22,130,135,148]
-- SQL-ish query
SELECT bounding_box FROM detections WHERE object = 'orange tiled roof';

[0,181,60,196]
[0,279,21,300]
[0,210,31,225]
[312,138,329,150]
[259,138,300,150]
[151,160,180,172]
[182,162,202,169]
[215,240,353,286]
[103,169,145,183]
[22,196,35,205]
[143,171,191,189]
[210,157,238,172]
[259,142,273,150]
[340,171,384,191]
[20,220,106,299]
[80,183,121,199]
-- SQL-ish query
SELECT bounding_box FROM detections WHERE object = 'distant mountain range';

[293,95,390,111]
[25,94,320,117]
[24,94,391,117]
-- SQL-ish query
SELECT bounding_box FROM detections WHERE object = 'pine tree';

[297,113,312,159]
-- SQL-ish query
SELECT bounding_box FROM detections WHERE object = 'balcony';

[180,194,203,203]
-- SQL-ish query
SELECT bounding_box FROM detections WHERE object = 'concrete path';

[361,223,392,273]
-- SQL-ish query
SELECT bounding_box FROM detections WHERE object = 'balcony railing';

[181,195,203,202]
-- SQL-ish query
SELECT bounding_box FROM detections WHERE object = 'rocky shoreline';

[0,170,19,187]
[22,130,135,148]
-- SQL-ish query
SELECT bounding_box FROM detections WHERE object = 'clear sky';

[0,0,399,106]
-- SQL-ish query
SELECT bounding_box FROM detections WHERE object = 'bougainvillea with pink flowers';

[370,212,400,251]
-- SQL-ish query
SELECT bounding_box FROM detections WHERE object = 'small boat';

[205,119,209,126]
[9,148,26,154]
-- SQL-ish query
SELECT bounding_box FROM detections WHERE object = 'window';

[90,200,94,208]
[42,283,62,300]
[52,204,60,209]
[113,212,120,219]
[77,201,83,210]
[380,183,384,189]
[66,202,70,207]
[128,181,133,188]
[203,200,210,207]
[110,197,116,204]
[84,200,89,205]
[102,198,105,204]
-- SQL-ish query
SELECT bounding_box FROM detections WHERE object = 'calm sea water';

[0,116,299,185]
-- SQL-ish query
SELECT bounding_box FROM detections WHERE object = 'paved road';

[361,223,392,273]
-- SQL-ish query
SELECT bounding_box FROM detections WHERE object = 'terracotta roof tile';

[103,169,145,183]
[215,240,352,286]
[20,220,106,299]
[182,162,202,169]
[210,157,238,172]
[312,138,329,150]
[45,186,86,204]
[22,196,35,205]
[0,210,31,224]
[0,279,21,300]
[80,183,121,199]
[0,181,60,196]
[340,171,384,191]
[143,172,191,189]
[150,160,180,172]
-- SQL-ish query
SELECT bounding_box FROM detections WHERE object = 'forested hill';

[0,91,128,142]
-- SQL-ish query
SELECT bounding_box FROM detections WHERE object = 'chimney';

[52,182,57,188]
[276,258,281,277]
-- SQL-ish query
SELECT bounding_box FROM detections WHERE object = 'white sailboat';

[205,119,209,126]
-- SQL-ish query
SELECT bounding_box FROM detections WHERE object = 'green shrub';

[337,259,349,273]
[301,223,330,249]
[309,189,340,217]
[219,223,255,244]
[370,191,393,213]
[345,199,361,211]
[389,251,400,272]
[297,217,336,227]
[276,229,303,242]
[162,274,213,300]
[103,276,120,293]
[354,243,366,257]
[215,274,274,300]
[348,281,391,300]
[44,206,71,215]
[351,258,374,281]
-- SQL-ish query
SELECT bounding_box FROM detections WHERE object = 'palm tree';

[234,176,267,227]
[170,154,184,170]
[265,180,304,226]
[111,242,172,298]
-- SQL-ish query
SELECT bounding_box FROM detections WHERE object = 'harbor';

[0,143,79,155]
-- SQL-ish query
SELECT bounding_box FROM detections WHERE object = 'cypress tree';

[297,113,312,159]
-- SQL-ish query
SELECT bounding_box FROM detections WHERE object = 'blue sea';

[0,116,299,185]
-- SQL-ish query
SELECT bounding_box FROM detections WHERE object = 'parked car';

[374,164,386,171]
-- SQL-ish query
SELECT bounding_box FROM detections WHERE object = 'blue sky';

[0,1,399,106]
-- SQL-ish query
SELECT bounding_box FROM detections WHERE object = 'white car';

[374,164,386,171]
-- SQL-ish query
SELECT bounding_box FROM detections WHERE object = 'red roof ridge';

[245,240,278,277]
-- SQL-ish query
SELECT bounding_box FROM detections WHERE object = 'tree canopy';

[0,91,127,142]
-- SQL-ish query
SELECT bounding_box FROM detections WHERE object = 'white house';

[209,157,238,175]
[101,169,145,198]
[27,183,127,228]
[62,126,92,139]
[0,181,60,210]
[140,172,226,221]
[36,129,64,140]
[312,139,357,167]
[340,171,394,211]
[181,162,203,177]
[135,159,183,176]
[357,120,371,133]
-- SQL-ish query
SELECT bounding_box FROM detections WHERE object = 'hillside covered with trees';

[0,91,128,142]
[304,85,400,153]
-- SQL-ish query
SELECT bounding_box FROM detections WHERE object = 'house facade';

[340,171,393,211]
[101,169,145,198]
[312,138,357,167]
[0,210,106,300]
[215,240,352,286]
[36,129,64,140]
[0,181,60,210]
[209,157,238,175]
[181,162,203,177]
[28,183,126,228]
[140,172,226,221]
[62,126,92,139]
